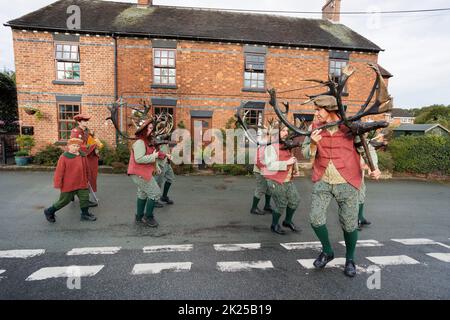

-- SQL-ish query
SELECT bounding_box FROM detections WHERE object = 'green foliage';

[33,145,64,166]
[99,141,130,166]
[389,135,450,174]
[172,164,195,175]
[16,135,35,155]
[414,105,450,129]
[211,164,253,176]
[14,150,29,157]
[376,150,394,172]
[177,120,186,129]
[0,71,18,132]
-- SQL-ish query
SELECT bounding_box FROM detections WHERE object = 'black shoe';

[142,216,158,228]
[344,259,357,277]
[313,252,335,269]
[270,224,286,235]
[88,201,98,208]
[263,206,273,214]
[160,196,174,205]
[44,208,56,223]
[357,222,362,231]
[155,201,164,208]
[81,212,97,221]
[282,221,300,232]
[250,207,265,215]
[135,215,144,223]
[360,219,371,226]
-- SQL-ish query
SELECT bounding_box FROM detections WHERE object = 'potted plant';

[15,135,35,165]
[23,106,44,120]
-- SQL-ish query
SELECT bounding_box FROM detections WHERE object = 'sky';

[1,0,450,109]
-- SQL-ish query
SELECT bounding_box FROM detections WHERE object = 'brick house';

[6,0,392,153]
[385,108,415,126]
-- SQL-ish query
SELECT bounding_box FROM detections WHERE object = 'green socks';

[145,199,156,218]
[312,224,334,256]
[251,196,260,211]
[343,229,358,260]
[163,182,172,198]
[137,198,147,219]
[271,211,281,226]
[264,194,272,209]
[358,203,365,221]
[284,207,296,224]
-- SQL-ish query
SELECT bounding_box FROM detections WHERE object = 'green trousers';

[53,189,90,210]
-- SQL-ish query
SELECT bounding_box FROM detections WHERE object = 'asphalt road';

[0,171,449,300]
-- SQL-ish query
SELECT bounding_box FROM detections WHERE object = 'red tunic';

[53,152,90,193]
[311,122,362,189]
[127,140,158,181]
[70,127,99,192]
[262,143,294,185]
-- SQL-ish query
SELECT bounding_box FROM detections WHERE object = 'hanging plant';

[23,106,44,120]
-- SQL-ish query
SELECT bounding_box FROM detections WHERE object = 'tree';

[414,104,450,129]
[0,71,19,133]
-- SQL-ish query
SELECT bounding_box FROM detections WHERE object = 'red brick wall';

[13,30,383,153]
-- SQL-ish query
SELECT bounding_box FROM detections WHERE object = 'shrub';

[14,150,29,157]
[16,134,35,155]
[211,164,252,176]
[376,150,394,172]
[33,145,63,166]
[388,135,450,174]
[99,141,130,166]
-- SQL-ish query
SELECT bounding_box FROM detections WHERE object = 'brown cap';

[135,118,154,136]
[312,95,338,112]
[73,114,91,122]
[67,138,83,146]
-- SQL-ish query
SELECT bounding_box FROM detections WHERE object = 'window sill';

[54,141,67,146]
[242,88,266,93]
[151,84,178,89]
[53,80,84,86]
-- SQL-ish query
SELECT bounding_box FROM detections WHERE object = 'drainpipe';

[113,33,119,146]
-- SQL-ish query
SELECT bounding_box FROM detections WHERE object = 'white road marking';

[214,243,261,251]
[0,249,45,259]
[280,242,322,250]
[339,240,383,247]
[217,261,274,272]
[0,270,5,281]
[143,244,193,253]
[66,247,121,256]
[297,258,368,273]
[392,238,450,249]
[26,265,104,281]
[426,253,450,263]
[132,262,192,275]
[366,255,420,266]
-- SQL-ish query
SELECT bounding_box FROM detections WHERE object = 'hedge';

[388,135,450,174]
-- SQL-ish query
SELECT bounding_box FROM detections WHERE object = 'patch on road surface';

[66,247,122,256]
[214,243,261,251]
[26,265,104,281]
[143,244,193,253]
[366,255,420,266]
[217,261,274,272]
[132,262,192,275]
[0,249,45,259]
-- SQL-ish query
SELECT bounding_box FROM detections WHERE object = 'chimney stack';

[322,0,341,23]
[137,0,152,7]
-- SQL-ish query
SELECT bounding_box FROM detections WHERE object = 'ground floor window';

[58,103,80,140]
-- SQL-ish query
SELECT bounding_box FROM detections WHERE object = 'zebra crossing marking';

[0,270,5,280]
[26,265,104,281]
[339,240,383,247]
[214,243,261,251]
[297,258,368,273]
[0,249,45,259]
[132,262,192,275]
[143,244,193,253]
[392,238,450,249]
[66,247,121,256]
[280,242,322,250]
[366,255,420,266]
[426,253,450,263]
[217,261,274,272]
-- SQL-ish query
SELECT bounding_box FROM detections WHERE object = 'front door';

[191,117,212,164]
